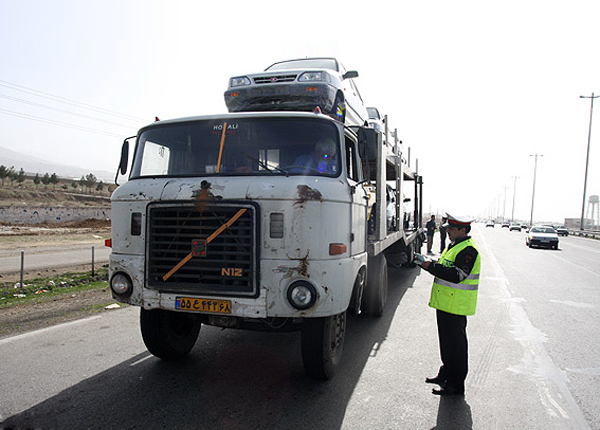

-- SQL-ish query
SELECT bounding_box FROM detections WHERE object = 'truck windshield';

[130,118,341,179]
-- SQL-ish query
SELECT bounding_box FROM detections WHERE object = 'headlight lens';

[111,273,132,296]
[299,72,323,82]
[287,281,317,310]
[230,77,251,87]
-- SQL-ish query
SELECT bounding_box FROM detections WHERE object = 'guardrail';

[1,246,104,286]
[570,230,600,240]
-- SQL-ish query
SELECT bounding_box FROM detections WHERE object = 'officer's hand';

[414,253,431,269]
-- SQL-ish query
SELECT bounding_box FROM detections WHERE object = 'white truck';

[108,110,424,379]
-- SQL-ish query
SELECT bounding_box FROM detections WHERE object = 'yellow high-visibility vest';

[429,238,480,316]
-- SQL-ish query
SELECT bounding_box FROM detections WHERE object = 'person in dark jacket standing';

[414,214,480,396]
[425,215,436,254]
[439,216,448,253]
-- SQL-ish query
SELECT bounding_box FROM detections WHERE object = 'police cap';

[442,213,474,229]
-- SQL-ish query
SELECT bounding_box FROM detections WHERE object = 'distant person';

[426,215,436,254]
[414,214,481,396]
[439,216,448,252]
[291,138,338,174]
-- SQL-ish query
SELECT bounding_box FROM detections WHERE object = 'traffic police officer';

[415,214,480,396]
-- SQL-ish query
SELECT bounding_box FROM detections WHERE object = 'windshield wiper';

[242,153,289,175]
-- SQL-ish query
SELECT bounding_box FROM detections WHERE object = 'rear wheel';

[363,254,388,317]
[405,242,417,268]
[140,308,201,360]
[301,312,346,380]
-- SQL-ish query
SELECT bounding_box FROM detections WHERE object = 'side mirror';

[342,70,359,80]
[358,127,378,160]
[115,136,135,185]
[119,140,129,175]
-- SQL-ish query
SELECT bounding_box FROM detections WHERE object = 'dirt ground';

[0,218,125,340]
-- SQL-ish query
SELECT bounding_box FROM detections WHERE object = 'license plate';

[254,86,289,96]
[175,297,232,314]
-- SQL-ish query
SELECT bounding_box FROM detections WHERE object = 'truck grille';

[146,203,258,297]
[253,74,297,84]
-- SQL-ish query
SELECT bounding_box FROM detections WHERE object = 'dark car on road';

[224,58,368,126]
[553,225,569,236]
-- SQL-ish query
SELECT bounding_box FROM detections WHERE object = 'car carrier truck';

[107,110,424,379]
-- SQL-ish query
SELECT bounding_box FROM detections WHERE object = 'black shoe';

[432,386,464,396]
[425,376,446,385]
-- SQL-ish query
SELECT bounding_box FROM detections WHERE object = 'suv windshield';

[130,118,341,179]
[266,58,338,72]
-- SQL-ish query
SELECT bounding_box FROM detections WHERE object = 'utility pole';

[511,176,519,222]
[580,93,598,230]
[503,186,507,222]
[529,154,542,228]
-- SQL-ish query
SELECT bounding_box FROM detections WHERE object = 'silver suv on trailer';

[224,58,369,126]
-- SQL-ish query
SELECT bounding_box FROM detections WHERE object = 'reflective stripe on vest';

[429,238,480,316]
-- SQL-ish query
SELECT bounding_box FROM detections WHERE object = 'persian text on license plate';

[175,297,232,314]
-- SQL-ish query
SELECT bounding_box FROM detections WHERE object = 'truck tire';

[331,94,346,123]
[404,242,418,268]
[140,308,201,360]
[363,254,388,317]
[301,311,346,380]
[349,267,366,316]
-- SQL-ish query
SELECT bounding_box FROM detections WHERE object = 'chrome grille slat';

[146,203,258,297]
[253,74,297,84]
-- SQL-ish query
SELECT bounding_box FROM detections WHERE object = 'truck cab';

[109,111,422,379]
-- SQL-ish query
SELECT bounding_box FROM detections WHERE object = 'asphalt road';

[0,242,110,278]
[1,225,598,429]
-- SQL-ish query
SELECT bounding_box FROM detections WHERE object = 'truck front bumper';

[109,253,367,319]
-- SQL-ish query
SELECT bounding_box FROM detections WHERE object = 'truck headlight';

[111,272,132,297]
[287,281,317,310]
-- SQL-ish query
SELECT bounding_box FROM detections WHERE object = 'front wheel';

[301,312,346,380]
[140,308,201,360]
[330,94,346,123]
[363,254,388,317]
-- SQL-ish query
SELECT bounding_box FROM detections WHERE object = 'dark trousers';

[440,232,447,252]
[436,310,468,390]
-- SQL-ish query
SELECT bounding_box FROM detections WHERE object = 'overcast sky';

[1,0,599,224]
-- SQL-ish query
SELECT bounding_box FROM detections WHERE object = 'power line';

[0,93,137,129]
[0,79,148,123]
[0,107,124,138]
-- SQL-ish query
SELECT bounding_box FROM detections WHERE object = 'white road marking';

[0,315,102,346]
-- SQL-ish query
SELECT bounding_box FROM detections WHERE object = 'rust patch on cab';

[275,251,310,278]
[296,252,310,277]
[295,185,323,206]
[192,180,222,211]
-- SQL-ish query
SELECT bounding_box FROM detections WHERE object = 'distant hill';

[0,146,114,182]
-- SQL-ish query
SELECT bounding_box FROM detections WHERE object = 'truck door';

[345,132,367,255]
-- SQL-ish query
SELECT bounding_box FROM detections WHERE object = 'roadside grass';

[0,267,109,308]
